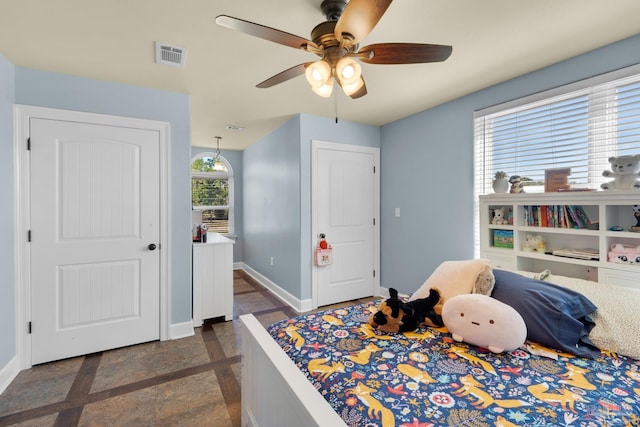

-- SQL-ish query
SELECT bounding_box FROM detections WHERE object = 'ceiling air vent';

[155,42,187,68]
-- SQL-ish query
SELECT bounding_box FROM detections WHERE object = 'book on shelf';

[552,248,599,260]
[524,204,592,229]
[565,205,580,228]
[563,206,574,228]
[574,205,592,227]
[558,205,567,228]
[567,205,595,229]
[493,229,513,248]
[557,188,596,192]
[544,168,571,192]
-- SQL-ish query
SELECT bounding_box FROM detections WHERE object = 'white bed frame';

[240,314,347,427]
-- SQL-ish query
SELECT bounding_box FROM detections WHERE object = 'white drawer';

[598,267,640,289]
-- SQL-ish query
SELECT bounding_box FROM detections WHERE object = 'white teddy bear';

[491,207,508,225]
[601,154,640,190]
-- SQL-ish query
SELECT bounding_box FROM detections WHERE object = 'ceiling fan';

[215,0,452,99]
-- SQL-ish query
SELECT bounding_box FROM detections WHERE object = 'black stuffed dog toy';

[369,287,443,333]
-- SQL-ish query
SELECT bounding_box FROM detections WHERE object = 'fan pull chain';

[334,90,339,123]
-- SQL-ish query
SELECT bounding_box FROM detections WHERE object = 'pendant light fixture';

[213,136,225,172]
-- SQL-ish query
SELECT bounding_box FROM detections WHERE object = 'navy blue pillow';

[491,269,599,358]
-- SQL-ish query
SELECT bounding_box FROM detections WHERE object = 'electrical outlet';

[270,256,274,266]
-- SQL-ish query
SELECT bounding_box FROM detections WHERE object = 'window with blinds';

[191,154,234,234]
[473,65,640,256]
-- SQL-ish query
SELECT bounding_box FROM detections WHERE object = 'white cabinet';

[192,234,234,325]
[480,191,640,287]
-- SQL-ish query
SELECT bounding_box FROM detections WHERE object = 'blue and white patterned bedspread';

[267,300,640,427]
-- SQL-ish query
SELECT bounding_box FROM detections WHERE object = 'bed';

[240,266,640,427]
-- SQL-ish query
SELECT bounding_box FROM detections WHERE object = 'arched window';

[191,153,234,235]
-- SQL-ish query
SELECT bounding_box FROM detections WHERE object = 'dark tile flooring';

[0,270,319,427]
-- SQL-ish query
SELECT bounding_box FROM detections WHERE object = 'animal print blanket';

[267,300,640,427]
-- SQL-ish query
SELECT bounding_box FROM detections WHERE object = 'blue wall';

[191,148,244,262]
[15,68,193,325]
[243,113,380,300]
[0,54,16,369]
[244,116,303,297]
[380,34,640,294]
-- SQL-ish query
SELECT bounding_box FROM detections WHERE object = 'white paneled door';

[313,142,379,307]
[29,118,160,365]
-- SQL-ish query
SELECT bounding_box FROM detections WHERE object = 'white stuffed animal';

[523,234,536,251]
[523,234,546,253]
[601,154,640,190]
[491,207,508,225]
[442,294,527,353]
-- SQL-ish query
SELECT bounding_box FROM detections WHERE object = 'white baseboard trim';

[169,321,195,340]
[240,263,312,313]
[0,355,20,395]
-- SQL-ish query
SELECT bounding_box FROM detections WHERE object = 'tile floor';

[0,270,369,427]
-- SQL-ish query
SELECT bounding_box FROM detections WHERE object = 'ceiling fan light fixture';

[312,76,335,97]
[335,57,362,85]
[305,60,332,88]
[218,2,453,101]
[341,76,364,96]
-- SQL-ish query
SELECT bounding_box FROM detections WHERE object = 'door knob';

[148,243,157,251]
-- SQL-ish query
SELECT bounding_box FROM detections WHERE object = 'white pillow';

[409,259,491,302]
[443,293,527,353]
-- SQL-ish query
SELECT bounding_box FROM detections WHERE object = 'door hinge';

[373,270,376,278]
[27,138,31,151]
[27,230,31,242]
[373,166,375,173]
[28,321,32,334]
[373,218,376,226]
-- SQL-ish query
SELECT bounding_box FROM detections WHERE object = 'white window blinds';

[473,65,640,257]
[475,72,640,196]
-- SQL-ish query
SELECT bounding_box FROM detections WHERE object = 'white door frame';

[311,140,380,309]
[14,105,171,369]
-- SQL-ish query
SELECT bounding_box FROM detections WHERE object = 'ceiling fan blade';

[216,15,318,51]
[334,0,392,45]
[358,43,452,64]
[256,63,313,88]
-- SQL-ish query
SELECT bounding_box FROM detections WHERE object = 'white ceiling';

[1,0,639,151]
